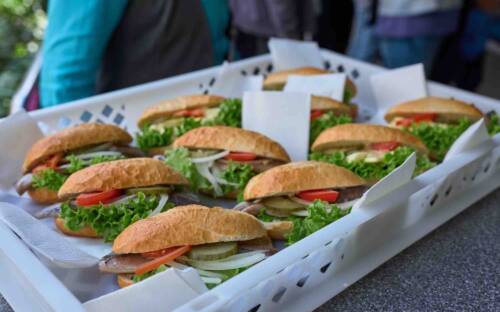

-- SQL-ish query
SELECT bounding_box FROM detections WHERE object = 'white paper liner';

[369,64,427,122]
[445,119,492,160]
[242,91,311,161]
[284,73,346,102]
[210,61,263,98]
[268,38,323,71]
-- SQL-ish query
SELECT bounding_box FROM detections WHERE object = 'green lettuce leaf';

[174,117,203,138]
[132,265,167,283]
[137,124,174,150]
[310,112,352,144]
[59,192,172,242]
[219,161,257,201]
[343,88,354,104]
[32,169,67,191]
[65,154,125,174]
[407,119,472,162]
[204,98,242,128]
[164,147,211,192]
[487,113,500,135]
[286,200,351,245]
[310,146,435,181]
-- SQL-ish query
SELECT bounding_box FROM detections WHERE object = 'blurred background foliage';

[0,0,46,117]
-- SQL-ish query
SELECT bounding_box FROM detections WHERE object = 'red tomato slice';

[224,152,258,161]
[371,141,401,151]
[173,108,205,117]
[297,189,340,203]
[412,113,437,123]
[349,105,358,119]
[310,110,325,121]
[395,118,413,128]
[76,189,123,206]
[32,154,64,173]
[135,245,191,275]
[142,247,180,259]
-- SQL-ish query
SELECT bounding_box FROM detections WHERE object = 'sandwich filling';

[137,99,242,151]
[16,143,143,196]
[237,186,366,244]
[99,241,270,288]
[310,110,353,144]
[389,113,474,161]
[163,147,286,200]
[58,187,184,242]
[310,143,435,181]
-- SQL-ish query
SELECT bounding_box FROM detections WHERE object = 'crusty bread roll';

[58,158,188,199]
[117,274,134,288]
[311,96,353,115]
[55,217,99,238]
[23,123,132,173]
[27,187,60,204]
[311,123,429,155]
[112,205,267,254]
[173,126,291,162]
[384,97,483,123]
[262,221,294,240]
[137,95,225,128]
[244,161,367,201]
[263,67,357,98]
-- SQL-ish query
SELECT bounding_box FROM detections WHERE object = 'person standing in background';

[375,0,463,73]
[201,0,231,64]
[41,0,213,108]
[228,0,315,58]
[347,0,379,62]
[316,0,354,53]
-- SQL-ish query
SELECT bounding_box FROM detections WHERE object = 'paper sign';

[243,91,311,161]
[352,153,416,211]
[268,38,323,71]
[84,268,206,312]
[284,74,346,102]
[445,119,493,161]
[0,110,44,190]
[370,64,427,112]
[210,62,263,98]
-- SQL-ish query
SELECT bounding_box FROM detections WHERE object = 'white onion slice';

[169,262,227,279]
[148,194,169,217]
[195,162,223,196]
[179,251,266,271]
[153,155,165,161]
[74,151,123,160]
[191,150,229,164]
[201,276,222,285]
[111,194,137,205]
[291,209,309,217]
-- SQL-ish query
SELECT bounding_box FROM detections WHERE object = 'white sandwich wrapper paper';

[210,61,263,98]
[352,153,417,211]
[369,63,427,121]
[284,73,347,102]
[84,267,207,312]
[0,202,101,268]
[444,118,493,161]
[0,110,44,190]
[242,91,311,161]
[268,38,323,71]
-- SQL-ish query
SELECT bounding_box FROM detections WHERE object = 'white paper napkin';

[0,110,44,190]
[284,73,346,102]
[0,202,100,268]
[352,153,416,211]
[370,64,428,113]
[84,267,206,312]
[445,119,493,161]
[268,38,323,71]
[210,61,263,98]
[242,91,311,161]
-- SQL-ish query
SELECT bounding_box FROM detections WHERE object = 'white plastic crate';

[0,50,499,312]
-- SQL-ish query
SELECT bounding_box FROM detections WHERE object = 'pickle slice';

[262,197,304,210]
[126,186,171,195]
[187,242,238,261]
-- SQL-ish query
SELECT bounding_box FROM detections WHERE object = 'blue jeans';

[347,2,378,62]
[378,36,443,74]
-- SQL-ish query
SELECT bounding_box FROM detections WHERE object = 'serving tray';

[0,50,499,312]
